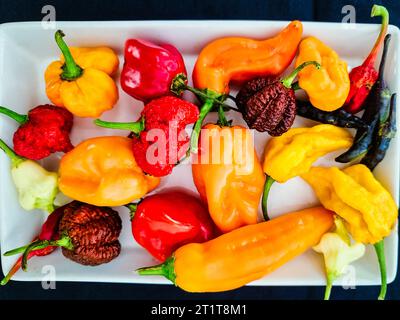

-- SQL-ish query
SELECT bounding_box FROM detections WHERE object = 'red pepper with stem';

[121,39,187,103]
[94,96,199,177]
[344,5,389,114]
[127,190,216,262]
[0,104,73,160]
[1,204,66,285]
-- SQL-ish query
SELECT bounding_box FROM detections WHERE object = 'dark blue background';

[0,0,399,300]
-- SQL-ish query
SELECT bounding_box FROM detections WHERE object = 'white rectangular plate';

[0,20,399,286]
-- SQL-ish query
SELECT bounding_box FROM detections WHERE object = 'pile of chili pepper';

[0,6,398,302]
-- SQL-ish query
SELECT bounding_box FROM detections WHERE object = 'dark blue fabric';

[0,0,399,300]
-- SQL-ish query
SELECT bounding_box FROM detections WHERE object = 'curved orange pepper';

[192,20,303,94]
[192,124,265,233]
[59,136,159,206]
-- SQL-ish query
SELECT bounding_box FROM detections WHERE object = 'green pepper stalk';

[261,175,275,221]
[94,117,145,135]
[55,30,83,81]
[171,74,227,154]
[0,107,28,124]
[0,138,58,213]
[313,216,366,300]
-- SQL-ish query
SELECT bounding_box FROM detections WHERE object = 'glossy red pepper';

[95,96,199,177]
[1,204,66,285]
[0,104,73,160]
[344,5,389,114]
[120,39,187,103]
[127,190,216,262]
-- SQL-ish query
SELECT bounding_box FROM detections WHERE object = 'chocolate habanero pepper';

[1,204,66,285]
[121,39,187,102]
[171,20,303,153]
[127,190,216,262]
[345,5,389,113]
[302,165,398,299]
[137,207,333,292]
[5,201,122,269]
[261,125,353,220]
[45,30,119,118]
[0,104,73,160]
[0,138,58,212]
[95,96,199,177]
[295,37,350,111]
[192,118,265,233]
[58,136,160,206]
[236,61,320,136]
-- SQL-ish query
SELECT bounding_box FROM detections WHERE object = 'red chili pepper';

[95,96,199,177]
[1,205,66,285]
[0,104,73,160]
[121,39,187,103]
[127,190,216,262]
[344,5,389,114]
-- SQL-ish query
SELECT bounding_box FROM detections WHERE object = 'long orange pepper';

[192,123,265,233]
[138,206,334,292]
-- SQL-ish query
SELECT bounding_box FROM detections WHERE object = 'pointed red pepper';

[344,5,389,114]
[1,204,66,285]
[120,39,187,103]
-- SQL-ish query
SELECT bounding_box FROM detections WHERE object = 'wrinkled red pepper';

[95,96,199,177]
[127,190,216,262]
[1,205,65,285]
[344,5,389,114]
[0,104,73,160]
[121,39,187,103]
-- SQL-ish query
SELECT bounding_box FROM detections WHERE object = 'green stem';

[262,175,275,221]
[324,272,335,300]
[0,138,25,167]
[94,118,145,135]
[374,240,387,300]
[364,5,389,66]
[20,235,74,271]
[55,30,83,80]
[137,256,176,283]
[190,98,215,154]
[0,106,28,124]
[281,61,321,89]
[3,244,30,256]
[217,104,230,127]
[125,203,138,220]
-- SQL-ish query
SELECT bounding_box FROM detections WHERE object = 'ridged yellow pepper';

[261,124,353,220]
[192,124,265,233]
[296,37,350,111]
[302,164,398,244]
[45,30,119,118]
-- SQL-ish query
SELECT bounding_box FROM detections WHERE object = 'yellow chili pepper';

[261,124,353,220]
[137,206,334,292]
[192,123,265,233]
[302,164,397,244]
[303,164,398,300]
[45,30,119,118]
[295,37,350,111]
[59,136,159,206]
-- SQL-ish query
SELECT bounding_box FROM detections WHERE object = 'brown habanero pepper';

[236,61,320,136]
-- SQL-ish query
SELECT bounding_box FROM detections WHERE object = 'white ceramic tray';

[0,20,399,286]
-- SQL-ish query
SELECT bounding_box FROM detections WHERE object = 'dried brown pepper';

[236,61,320,136]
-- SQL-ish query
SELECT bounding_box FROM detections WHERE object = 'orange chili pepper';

[59,136,159,206]
[193,20,303,94]
[138,206,334,292]
[192,123,265,233]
